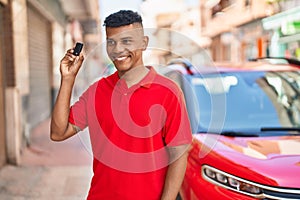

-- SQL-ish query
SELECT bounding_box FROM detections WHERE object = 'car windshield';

[186,70,300,134]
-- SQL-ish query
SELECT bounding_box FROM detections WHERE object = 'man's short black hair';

[103,10,143,27]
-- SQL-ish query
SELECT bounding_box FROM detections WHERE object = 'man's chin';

[114,64,131,73]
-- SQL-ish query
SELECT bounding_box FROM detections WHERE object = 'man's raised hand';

[60,48,84,80]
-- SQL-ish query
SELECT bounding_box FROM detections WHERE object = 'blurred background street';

[1,0,300,199]
[0,118,93,199]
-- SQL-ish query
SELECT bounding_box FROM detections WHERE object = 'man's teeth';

[116,56,127,61]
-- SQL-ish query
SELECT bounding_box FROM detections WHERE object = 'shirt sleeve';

[163,87,193,147]
[69,88,90,131]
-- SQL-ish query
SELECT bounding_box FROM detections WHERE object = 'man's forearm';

[51,48,84,141]
[50,79,75,141]
[161,147,188,200]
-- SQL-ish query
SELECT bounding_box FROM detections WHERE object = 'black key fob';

[73,42,83,56]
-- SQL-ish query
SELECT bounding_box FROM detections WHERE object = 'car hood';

[194,134,300,187]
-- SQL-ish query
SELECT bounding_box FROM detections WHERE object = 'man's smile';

[114,55,130,62]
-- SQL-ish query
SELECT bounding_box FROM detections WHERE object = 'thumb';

[73,53,85,74]
[77,53,85,65]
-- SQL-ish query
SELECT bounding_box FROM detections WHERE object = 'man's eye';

[122,39,132,45]
[107,40,115,46]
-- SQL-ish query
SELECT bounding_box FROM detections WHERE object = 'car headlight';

[202,165,263,198]
[201,165,300,199]
[216,173,228,184]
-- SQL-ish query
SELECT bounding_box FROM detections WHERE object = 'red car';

[162,58,300,200]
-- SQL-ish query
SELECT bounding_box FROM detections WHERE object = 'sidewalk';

[0,119,93,200]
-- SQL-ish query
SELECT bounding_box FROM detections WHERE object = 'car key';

[73,42,83,56]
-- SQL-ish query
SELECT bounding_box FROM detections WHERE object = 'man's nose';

[113,42,125,53]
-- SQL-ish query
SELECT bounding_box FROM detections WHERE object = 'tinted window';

[188,71,300,133]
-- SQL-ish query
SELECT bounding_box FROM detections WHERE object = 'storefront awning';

[262,6,300,30]
[278,32,300,43]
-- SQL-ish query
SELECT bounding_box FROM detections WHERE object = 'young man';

[50,10,192,200]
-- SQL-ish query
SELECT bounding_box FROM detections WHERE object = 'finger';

[66,51,76,58]
[65,50,75,59]
[64,52,76,61]
[79,52,85,61]
[74,54,84,68]
[77,54,85,67]
[66,49,74,54]
[62,54,73,62]
[61,54,75,65]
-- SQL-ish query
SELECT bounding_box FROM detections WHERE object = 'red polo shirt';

[69,67,192,200]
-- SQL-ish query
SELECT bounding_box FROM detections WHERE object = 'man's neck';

[119,66,150,88]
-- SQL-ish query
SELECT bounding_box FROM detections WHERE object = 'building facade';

[201,0,274,62]
[0,0,101,167]
[201,0,300,62]
[262,4,300,59]
[141,0,212,66]
[0,0,6,168]
[141,0,300,64]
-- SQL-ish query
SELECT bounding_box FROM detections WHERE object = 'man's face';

[106,23,148,75]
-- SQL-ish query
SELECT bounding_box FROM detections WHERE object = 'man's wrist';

[61,75,76,85]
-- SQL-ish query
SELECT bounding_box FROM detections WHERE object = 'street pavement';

[0,119,93,200]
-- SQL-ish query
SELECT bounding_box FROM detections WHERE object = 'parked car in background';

[161,57,300,200]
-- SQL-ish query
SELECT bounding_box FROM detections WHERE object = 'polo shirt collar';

[139,66,156,88]
[111,66,156,89]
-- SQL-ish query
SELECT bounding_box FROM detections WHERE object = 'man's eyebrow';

[120,36,134,40]
[106,36,133,40]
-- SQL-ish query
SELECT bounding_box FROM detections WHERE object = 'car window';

[189,70,300,134]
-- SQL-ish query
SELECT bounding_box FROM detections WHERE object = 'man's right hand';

[60,48,84,80]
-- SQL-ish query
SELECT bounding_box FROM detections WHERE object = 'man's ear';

[141,36,149,51]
